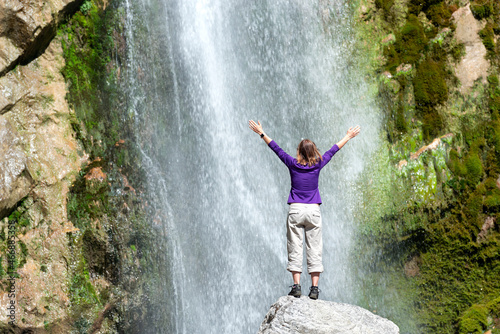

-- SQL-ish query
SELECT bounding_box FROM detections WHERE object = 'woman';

[248,120,360,299]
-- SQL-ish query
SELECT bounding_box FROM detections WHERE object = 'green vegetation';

[59,0,169,331]
[382,10,456,141]
[385,15,427,72]
[459,298,500,334]
[470,0,498,21]
[413,56,448,138]
[375,0,395,16]
[355,0,500,332]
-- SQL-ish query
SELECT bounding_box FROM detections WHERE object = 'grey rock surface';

[258,296,399,334]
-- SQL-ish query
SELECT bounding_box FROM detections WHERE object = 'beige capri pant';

[286,203,324,273]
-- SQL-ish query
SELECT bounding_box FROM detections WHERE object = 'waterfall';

[122,0,380,332]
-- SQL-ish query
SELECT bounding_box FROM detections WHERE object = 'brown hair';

[296,139,322,166]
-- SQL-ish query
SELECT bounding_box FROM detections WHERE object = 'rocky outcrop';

[0,116,32,217]
[0,0,84,76]
[397,133,453,170]
[452,4,489,94]
[258,296,400,334]
[0,25,85,332]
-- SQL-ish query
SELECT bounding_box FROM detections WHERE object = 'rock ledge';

[258,296,399,334]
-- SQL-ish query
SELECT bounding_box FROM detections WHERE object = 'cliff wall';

[354,0,500,333]
[0,1,167,332]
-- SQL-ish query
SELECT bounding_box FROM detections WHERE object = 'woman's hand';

[249,120,264,135]
[347,125,361,139]
[336,125,361,149]
[249,120,272,144]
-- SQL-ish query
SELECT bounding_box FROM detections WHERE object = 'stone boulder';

[258,296,399,334]
[0,115,32,217]
[0,0,84,76]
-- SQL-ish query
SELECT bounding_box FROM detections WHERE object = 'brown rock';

[452,4,489,94]
[477,217,495,243]
[382,71,393,79]
[0,115,32,217]
[0,35,85,330]
[397,160,408,169]
[0,0,85,76]
[382,34,395,44]
[410,133,453,160]
[396,63,412,73]
[404,255,421,277]
[85,166,107,182]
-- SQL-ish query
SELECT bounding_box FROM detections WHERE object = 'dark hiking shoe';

[308,286,320,300]
[288,284,301,298]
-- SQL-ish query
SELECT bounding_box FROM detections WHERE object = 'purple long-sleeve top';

[268,140,340,204]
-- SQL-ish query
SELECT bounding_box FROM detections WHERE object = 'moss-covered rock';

[354,0,500,332]
[385,15,428,72]
[59,0,171,332]
[479,23,497,58]
[470,0,496,20]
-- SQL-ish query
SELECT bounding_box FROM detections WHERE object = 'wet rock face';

[259,296,400,334]
[0,0,84,76]
[0,115,32,217]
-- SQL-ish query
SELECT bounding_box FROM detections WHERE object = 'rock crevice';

[0,0,85,77]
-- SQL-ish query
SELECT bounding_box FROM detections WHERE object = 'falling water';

[122,0,380,332]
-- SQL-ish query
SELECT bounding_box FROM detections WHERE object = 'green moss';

[414,59,448,109]
[465,152,483,186]
[479,23,496,58]
[59,2,172,330]
[80,0,93,15]
[426,2,452,27]
[359,1,500,330]
[413,57,448,139]
[448,149,467,176]
[487,296,500,317]
[459,304,489,334]
[488,76,500,116]
[470,1,494,20]
[385,15,428,72]
[70,270,100,307]
[375,0,395,14]
[395,103,408,133]
[408,0,443,16]
[451,42,466,62]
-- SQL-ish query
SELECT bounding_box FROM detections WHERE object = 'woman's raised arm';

[336,125,361,149]
[249,120,272,145]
